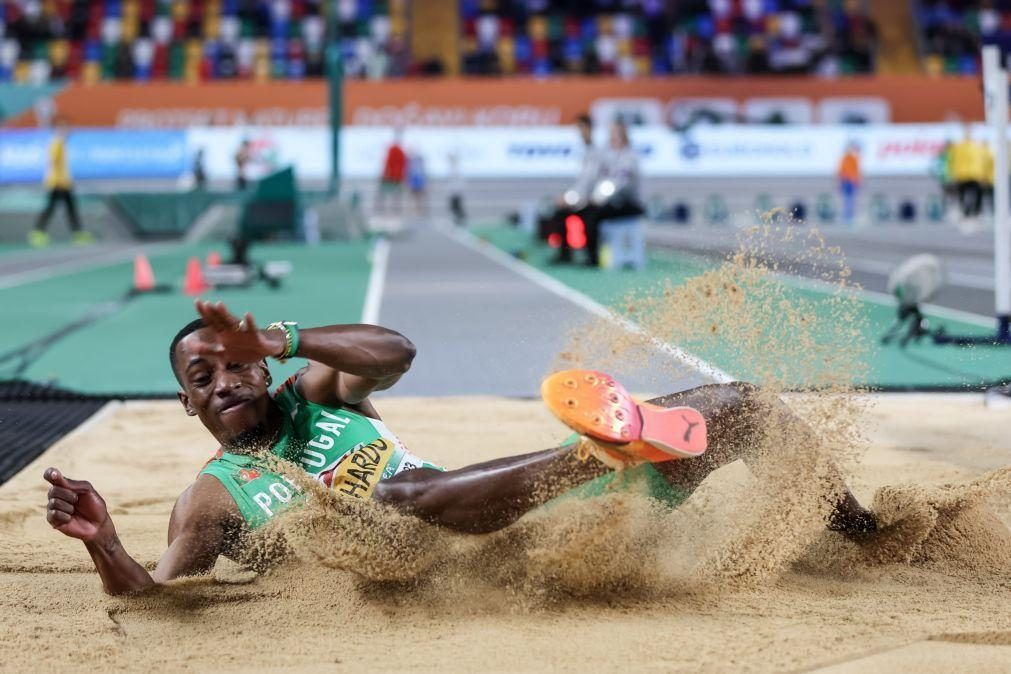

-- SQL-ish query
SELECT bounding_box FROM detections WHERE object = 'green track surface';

[0,243,32,257]
[474,225,1008,390]
[1,241,373,394]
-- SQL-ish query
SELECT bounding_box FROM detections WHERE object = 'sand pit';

[2,394,1010,672]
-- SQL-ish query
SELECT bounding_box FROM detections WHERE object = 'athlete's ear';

[259,361,272,388]
[177,390,197,416]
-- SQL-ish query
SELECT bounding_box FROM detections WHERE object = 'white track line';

[772,269,997,328]
[656,245,998,329]
[0,244,170,291]
[361,236,390,325]
[442,226,734,384]
[843,255,995,291]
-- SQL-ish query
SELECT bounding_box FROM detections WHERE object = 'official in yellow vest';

[949,129,989,219]
[30,119,92,247]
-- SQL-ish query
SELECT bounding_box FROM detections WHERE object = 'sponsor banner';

[3,77,986,129]
[191,125,595,180]
[0,124,982,182]
[187,127,333,183]
[673,126,838,176]
[859,123,964,175]
[218,124,977,179]
[0,128,187,183]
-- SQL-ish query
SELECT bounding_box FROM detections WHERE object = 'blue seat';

[599,216,646,270]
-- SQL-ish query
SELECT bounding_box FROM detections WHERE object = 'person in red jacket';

[377,129,407,214]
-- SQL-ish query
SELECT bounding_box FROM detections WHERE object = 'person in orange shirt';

[837,142,862,226]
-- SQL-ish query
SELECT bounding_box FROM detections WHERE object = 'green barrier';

[105,190,217,238]
[239,166,302,242]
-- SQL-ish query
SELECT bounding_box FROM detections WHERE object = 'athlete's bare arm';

[44,468,240,595]
[192,300,415,408]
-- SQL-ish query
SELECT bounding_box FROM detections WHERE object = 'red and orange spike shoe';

[542,369,707,468]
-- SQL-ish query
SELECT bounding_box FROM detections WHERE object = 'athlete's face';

[175,328,273,447]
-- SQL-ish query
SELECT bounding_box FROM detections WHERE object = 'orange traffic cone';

[207,250,221,267]
[183,257,210,295]
[133,254,155,293]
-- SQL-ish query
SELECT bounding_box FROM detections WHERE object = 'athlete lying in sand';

[44,301,878,595]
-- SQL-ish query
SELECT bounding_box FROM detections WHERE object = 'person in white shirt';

[579,119,645,267]
[543,114,604,264]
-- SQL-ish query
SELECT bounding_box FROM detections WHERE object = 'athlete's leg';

[643,383,875,533]
[35,188,59,232]
[62,188,83,232]
[375,381,875,535]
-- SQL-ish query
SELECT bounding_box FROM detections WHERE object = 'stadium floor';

[1,240,372,394]
[1,221,1008,395]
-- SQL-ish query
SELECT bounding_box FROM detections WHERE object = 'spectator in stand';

[579,120,644,268]
[541,114,603,265]
[837,142,862,226]
[458,0,876,78]
[377,129,407,215]
[919,0,990,74]
[30,118,90,247]
[3,0,882,83]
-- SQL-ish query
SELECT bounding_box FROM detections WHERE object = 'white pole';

[982,46,1011,333]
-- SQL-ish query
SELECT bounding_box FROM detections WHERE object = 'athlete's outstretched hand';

[44,468,110,541]
[192,299,285,363]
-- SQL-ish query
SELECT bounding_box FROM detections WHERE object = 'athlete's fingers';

[47,508,71,526]
[46,485,78,505]
[194,300,217,329]
[44,468,94,494]
[195,300,229,332]
[43,466,67,486]
[242,312,259,333]
[47,498,74,515]
[196,299,231,332]
[213,301,240,327]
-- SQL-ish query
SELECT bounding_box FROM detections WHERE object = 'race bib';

[321,438,396,501]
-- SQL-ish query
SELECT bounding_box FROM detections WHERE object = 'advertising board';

[0,124,980,184]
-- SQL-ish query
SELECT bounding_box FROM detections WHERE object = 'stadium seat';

[2,0,880,82]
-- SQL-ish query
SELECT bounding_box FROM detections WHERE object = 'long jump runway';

[377,225,719,397]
